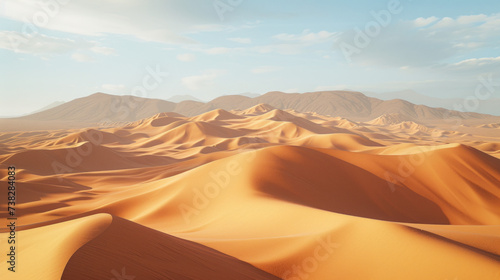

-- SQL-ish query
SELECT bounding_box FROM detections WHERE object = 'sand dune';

[291,133,382,150]
[1,101,500,279]
[366,112,415,125]
[236,103,276,115]
[478,123,500,129]
[61,215,280,280]
[189,109,244,122]
[0,214,278,280]
[0,214,112,280]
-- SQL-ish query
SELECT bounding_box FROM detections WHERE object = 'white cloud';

[189,24,228,33]
[430,14,491,29]
[453,42,483,49]
[413,16,439,27]
[252,44,298,55]
[0,31,79,54]
[177,53,196,62]
[71,53,94,62]
[333,13,500,68]
[0,31,115,59]
[282,88,299,93]
[480,14,500,29]
[315,85,349,91]
[251,66,281,74]
[101,84,128,93]
[0,0,229,45]
[457,14,488,25]
[204,47,233,55]
[433,17,455,28]
[91,46,116,55]
[245,30,339,56]
[228,37,251,44]
[187,30,337,57]
[446,56,500,72]
[181,70,225,90]
[193,44,301,56]
[454,56,500,66]
[273,30,336,44]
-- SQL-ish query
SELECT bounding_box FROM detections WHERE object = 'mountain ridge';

[3,91,498,131]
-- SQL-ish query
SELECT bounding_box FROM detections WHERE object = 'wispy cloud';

[177,53,196,62]
[101,84,128,93]
[228,37,252,44]
[315,85,349,91]
[203,47,234,55]
[445,56,500,73]
[0,31,79,54]
[0,31,116,60]
[0,0,226,45]
[333,13,500,68]
[251,66,281,74]
[182,70,225,90]
[273,30,337,44]
[71,52,95,62]
[413,16,439,27]
[90,46,116,55]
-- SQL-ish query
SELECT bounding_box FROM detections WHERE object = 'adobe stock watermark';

[179,148,257,224]
[8,0,71,52]
[282,234,340,280]
[111,267,135,280]
[213,0,243,21]
[51,64,169,180]
[334,0,403,63]
[383,73,500,192]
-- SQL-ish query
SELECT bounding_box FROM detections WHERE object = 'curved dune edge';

[60,214,280,280]
[188,215,500,280]
[0,214,112,280]
[404,223,500,256]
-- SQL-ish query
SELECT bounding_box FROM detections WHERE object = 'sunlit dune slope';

[60,215,280,280]
[0,214,111,280]
[0,214,279,280]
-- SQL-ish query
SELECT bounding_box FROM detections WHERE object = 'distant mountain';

[367,90,500,116]
[18,93,178,124]
[30,101,66,114]
[239,92,261,98]
[8,91,499,131]
[188,91,493,121]
[0,101,66,118]
[167,95,203,103]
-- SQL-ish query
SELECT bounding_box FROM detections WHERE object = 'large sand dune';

[1,100,500,279]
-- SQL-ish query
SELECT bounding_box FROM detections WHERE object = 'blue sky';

[1,0,499,116]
